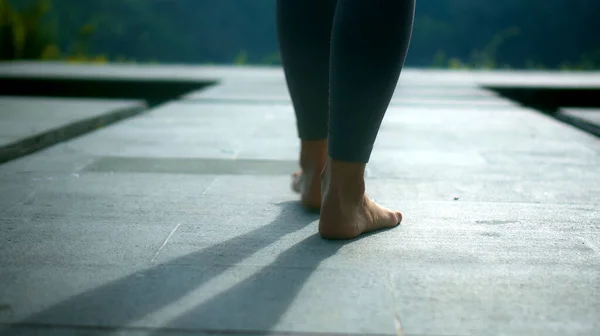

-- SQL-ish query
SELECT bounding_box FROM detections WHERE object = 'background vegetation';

[2,0,599,69]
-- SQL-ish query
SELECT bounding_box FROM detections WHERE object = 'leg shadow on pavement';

[148,234,344,334]
[3,201,342,334]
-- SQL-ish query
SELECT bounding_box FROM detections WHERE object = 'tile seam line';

[150,223,181,263]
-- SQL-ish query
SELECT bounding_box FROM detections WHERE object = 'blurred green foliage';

[1,0,54,60]
[2,0,599,70]
[2,0,128,63]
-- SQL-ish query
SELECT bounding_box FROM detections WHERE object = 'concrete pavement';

[0,65,599,336]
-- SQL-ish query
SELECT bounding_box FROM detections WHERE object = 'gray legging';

[276,0,415,163]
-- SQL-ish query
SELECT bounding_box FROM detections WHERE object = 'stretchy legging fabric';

[276,0,415,163]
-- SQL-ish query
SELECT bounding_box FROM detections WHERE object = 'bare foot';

[318,159,402,240]
[291,170,321,210]
[320,194,402,239]
[291,140,327,211]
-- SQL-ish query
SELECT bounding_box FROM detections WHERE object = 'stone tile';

[0,172,219,267]
[2,229,597,335]
[0,97,145,147]
[1,65,599,336]
[61,102,292,159]
[365,178,600,204]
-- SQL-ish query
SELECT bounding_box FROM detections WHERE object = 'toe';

[395,211,403,224]
[384,210,401,228]
[291,171,302,193]
[370,199,401,228]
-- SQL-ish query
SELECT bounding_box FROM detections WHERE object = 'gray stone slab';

[1,68,599,336]
[0,97,141,145]
[60,101,593,163]
[406,69,600,89]
[561,108,600,127]
[1,219,175,267]
[369,178,600,205]
[365,158,600,182]
[56,102,290,160]
[182,79,516,108]
[175,175,600,231]
[186,96,517,108]
[3,61,599,89]
[84,157,297,175]
[0,61,220,82]
[0,168,597,335]
[0,173,217,267]
[0,96,146,163]
[380,105,595,139]
[183,79,501,99]
[1,228,597,335]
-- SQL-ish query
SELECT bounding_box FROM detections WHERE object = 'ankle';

[322,158,366,202]
[300,139,327,171]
